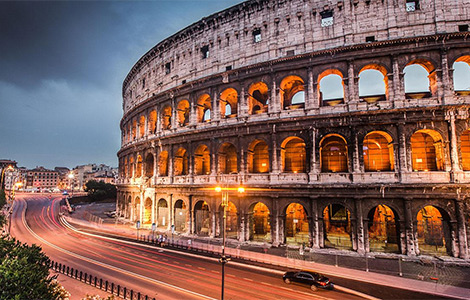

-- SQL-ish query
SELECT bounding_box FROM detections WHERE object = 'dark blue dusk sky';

[0,0,243,169]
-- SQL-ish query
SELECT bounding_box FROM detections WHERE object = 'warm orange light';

[15,182,23,188]
[238,187,245,193]
[215,186,222,192]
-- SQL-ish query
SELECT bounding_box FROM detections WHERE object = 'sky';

[0,0,243,170]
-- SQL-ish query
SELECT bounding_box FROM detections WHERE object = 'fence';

[84,211,104,226]
[49,260,155,300]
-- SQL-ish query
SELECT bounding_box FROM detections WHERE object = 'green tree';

[0,189,6,209]
[0,237,66,300]
[84,180,116,201]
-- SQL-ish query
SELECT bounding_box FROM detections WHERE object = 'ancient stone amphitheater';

[117,0,470,258]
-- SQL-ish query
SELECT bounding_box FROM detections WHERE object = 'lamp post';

[215,183,244,300]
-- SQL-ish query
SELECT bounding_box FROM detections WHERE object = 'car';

[283,270,334,291]
[105,210,117,218]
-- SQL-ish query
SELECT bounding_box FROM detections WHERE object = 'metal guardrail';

[49,260,155,300]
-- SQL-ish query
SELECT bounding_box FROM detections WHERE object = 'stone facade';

[117,0,470,258]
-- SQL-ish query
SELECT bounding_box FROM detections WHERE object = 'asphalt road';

[10,194,367,300]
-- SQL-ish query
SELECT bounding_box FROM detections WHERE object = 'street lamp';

[215,183,244,300]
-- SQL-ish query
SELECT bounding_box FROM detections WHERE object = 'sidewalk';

[67,202,470,300]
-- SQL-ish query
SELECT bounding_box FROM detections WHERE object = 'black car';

[283,270,334,291]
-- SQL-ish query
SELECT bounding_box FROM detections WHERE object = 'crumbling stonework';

[117,0,470,258]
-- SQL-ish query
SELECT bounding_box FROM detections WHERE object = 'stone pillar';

[211,138,218,175]
[399,220,407,255]
[455,200,469,259]
[189,96,197,126]
[386,73,394,104]
[215,210,221,237]
[352,131,361,173]
[239,86,248,117]
[306,67,318,110]
[392,55,404,105]
[355,199,365,254]
[151,194,155,225]
[347,60,358,103]
[239,136,246,177]
[274,214,283,247]
[210,211,216,238]
[309,128,320,182]
[404,199,417,256]
[441,49,453,101]
[397,123,409,174]
[188,195,194,235]
[156,105,162,134]
[447,111,461,178]
[239,212,245,242]
[311,198,320,248]
[244,213,251,241]
[168,146,174,183]
[212,89,220,122]
[171,98,177,130]
[271,129,279,173]
[269,77,280,115]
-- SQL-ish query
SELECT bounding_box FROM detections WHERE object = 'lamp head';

[215,186,222,192]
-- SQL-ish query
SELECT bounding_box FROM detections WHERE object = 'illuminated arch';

[248,82,269,114]
[453,56,470,95]
[220,88,238,117]
[143,197,152,224]
[177,100,190,127]
[411,130,444,171]
[285,203,309,245]
[320,134,348,173]
[161,105,172,130]
[194,200,210,235]
[280,75,305,109]
[197,94,212,123]
[323,204,352,250]
[318,69,345,106]
[148,110,157,134]
[363,131,394,172]
[404,59,436,98]
[134,196,141,222]
[132,119,137,140]
[194,144,210,175]
[417,205,452,256]
[247,140,269,173]
[157,198,168,229]
[367,205,400,253]
[281,137,306,173]
[218,143,238,174]
[250,202,271,242]
[358,64,388,103]
[139,115,146,138]
[158,151,169,176]
[460,129,470,170]
[129,156,135,178]
[219,201,238,238]
[174,199,188,232]
[174,148,188,176]
[136,155,143,177]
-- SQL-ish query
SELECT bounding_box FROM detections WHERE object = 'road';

[10,194,367,300]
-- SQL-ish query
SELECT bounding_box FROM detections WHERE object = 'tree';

[0,236,66,300]
[84,180,116,201]
[0,189,6,209]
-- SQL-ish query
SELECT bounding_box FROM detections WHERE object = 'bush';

[0,236,67,300]
[84,181,116,202]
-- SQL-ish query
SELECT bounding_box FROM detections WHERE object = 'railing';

[49,260,155,300]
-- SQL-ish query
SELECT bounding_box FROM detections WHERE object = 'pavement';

[63,200,470,300]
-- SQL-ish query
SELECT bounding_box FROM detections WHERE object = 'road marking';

[243,278,253,281]
[198,267,206,270]
[19,200,216,300]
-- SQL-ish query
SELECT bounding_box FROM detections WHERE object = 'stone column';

[271,128,280,174]
[239,86,248,117]
[189,96,197,126]
[355,199,365,254]
[156,105,162,134]
[455,200,469,259]
[188,195,194,235]
[171,98,177,130]
[311,198,320,248]
[309,128,320,182]
[211,138,218,175]
[274,214,283,247]
[269,77,280,115]
[441,49,453,101]
[397,123,409,174]
[239,212,245,242]
[352,131,361,173]
[392,55,404,106]
[210,211,216,238]
[306,67,318,110]
[168,146,174,183]
[212,89,220,122]
[447,111,461,178]
[244,213,251,242]
[215,210,221,237]
[404,199,417,256]
[347,60,358,103]
[151,194,155,225]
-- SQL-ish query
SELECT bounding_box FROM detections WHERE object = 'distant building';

[1,159,19,190]
[26,167,59,190]
[71,164,116,190]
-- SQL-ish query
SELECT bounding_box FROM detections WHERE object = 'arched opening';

[162,105,172,130]
[280,75,305,109]
[197,94,212,123]
[318,69,345,106]
[453,56,470,95]
[143,198,152,225]
[285,203,309,246]
[174,200,188,232]
[250,202,271,242]
[136,155,143,177]
[417,205,452,256]
[368,205,399,253]
[404,60,435,99]
[358,65,388,103]
[174,148,188,176]
[460,129,470,170]
[323,204,352,250]
[194,144,211,175]
[145,153,154,177]
[132,119,137,140]
[363,131,394,172]
[248,82,269,114]
[134,197,141,222]
[281,137,306,173]
[220,88,238,118]
[194,201,210,235]
[158,151,169,176]
[320,135,348,172]
[157,199,168,229]
[219,143,238,174]
[247,140,269,173]
[411,130,444,171]
[139,116,146,138]
[148,110,157,134]
[177,100,190,127]
[123,159,128,178]
[126,196,131,219]
[220,201,238,239]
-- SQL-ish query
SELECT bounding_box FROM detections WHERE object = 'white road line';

[19,200,216,300]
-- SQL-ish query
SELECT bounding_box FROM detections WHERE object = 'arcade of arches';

[118,192,466,258]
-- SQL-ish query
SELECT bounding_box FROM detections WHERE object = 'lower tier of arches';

[116,185,469,259]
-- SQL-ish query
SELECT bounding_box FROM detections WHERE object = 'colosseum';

[117,0,470,258]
